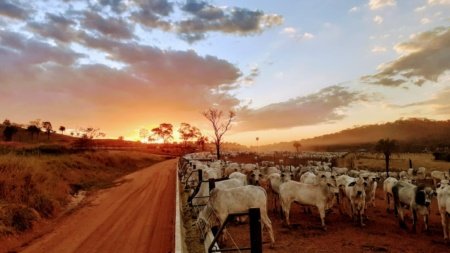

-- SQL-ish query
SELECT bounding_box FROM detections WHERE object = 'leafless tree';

[202,108,236,159]
[139,128,149,141]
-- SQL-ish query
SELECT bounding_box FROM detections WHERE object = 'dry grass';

[338,153,450,172]
[0,150,165,235]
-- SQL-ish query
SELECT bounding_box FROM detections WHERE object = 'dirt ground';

[4,159,177,253]
[216,186,450,253]
[182,153,450,253]
[352,153,450,172]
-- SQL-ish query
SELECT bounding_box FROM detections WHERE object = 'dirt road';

[21,159,177,253]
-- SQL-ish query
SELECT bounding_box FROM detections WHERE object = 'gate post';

[249,208,262,253]
[209,178,216,192]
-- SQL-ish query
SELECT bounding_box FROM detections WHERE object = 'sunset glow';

[0,0,449,145]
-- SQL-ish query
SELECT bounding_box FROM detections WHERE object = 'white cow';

[431,170,449,187]
[197,185,275,247]
[339,176,367,226]
[436,181,450,240]
[229,171,248,186]
[383,177,398,212]
[192,178,244,207]
[267,171,292,213]
[392,181,434,232]
[279,180,338,230]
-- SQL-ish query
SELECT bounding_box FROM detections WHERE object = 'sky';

[0,0,449,145]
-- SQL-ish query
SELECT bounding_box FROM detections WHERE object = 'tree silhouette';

[293,141,302,153]
[3,124,18,142]
[202,108,236,159]
[27,125,41,141]
[59,126,66,135]
[139,128,149,141]
[151,123,173,143]
[42,121,53,140]
[3,119,11,126]
[375,138,398,177]
[196,135,209,151]
[80,127,103,139]
[178,123,201,147]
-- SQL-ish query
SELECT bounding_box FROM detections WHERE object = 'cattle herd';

[180,152,450,250]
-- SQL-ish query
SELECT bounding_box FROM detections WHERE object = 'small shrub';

[0,205,39,232]
[30,194,55,218]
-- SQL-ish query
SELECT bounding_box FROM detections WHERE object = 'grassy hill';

[254,118,450,152]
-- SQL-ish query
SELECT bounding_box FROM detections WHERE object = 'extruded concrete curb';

[175,161,186,253]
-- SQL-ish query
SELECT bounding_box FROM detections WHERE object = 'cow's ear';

[348,182,356,187]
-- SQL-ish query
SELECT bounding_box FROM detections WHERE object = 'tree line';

[1,118,105,142]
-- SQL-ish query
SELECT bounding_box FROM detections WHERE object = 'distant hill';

[254,118,450,152]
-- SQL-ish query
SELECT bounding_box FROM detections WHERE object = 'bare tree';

[42,121,53,140]
[139,128,149,141]
[81,127,103,139]
[202,108,236,159]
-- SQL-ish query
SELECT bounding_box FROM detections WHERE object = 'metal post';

[209,178,216,192]
[249,208,262,253]
[188,169,203,206]
[198,169,202,182]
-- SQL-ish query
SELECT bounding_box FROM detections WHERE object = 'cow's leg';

[398,207,407,229]
[360,207,366,227]
[261,212,275,248]
[318,205,327,231]
[424,214,429,231]
[412,209,418,233]
[386,194,390,213]
[281,199,291,227]
[440,211,448,240]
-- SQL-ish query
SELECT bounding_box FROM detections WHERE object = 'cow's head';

[415,186,434,207]
[281,171,292,182]
[349,178,366,197]
[248,169,262,185]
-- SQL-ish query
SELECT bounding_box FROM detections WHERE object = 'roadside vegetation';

[0,150,165,236]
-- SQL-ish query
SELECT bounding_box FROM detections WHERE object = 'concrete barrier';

[175,161,187,253]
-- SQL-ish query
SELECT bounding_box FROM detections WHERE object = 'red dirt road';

[20,159,177,253]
